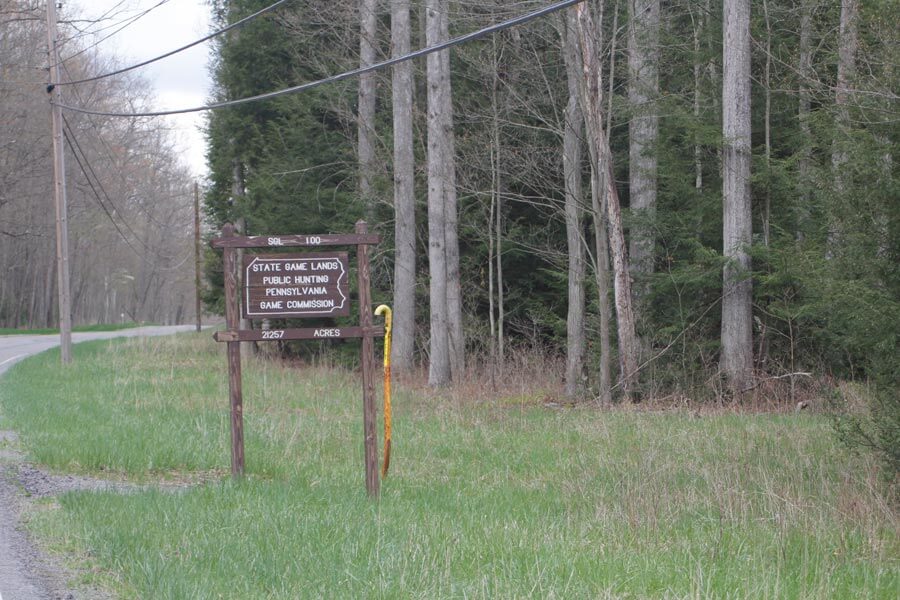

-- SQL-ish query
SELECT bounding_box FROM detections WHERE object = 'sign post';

[220,223,244,477]
[211,221,382,495]
[356,221,378,496]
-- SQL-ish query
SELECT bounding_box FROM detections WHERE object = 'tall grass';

[1,333,897,598]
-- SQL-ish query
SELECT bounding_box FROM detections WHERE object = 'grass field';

[0,322,142,336]
[1,333,897,598]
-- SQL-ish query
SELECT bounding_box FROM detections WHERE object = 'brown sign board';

[243,252,349,319]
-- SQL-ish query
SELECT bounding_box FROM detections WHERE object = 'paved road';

[0,325,197,600]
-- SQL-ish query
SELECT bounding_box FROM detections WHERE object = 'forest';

[204,0,896,424]
[2,1,897,442]
[1,0,197,327]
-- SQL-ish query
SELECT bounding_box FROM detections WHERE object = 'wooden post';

[194,182,202,333]
[356,220,379,496]
[222,224,245,476]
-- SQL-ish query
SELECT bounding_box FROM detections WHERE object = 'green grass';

[0,322,143,335]
[1,334,897,598]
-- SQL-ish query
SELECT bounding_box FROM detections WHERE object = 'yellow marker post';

[374,305,392,477]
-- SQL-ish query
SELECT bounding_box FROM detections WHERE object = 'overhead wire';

[59,61,190,230]
[53,0,585,117]
[62,122,146,259]
[63,119,194,269]
[56,0,293,87]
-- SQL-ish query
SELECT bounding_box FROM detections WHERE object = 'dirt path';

[0,325,197,599]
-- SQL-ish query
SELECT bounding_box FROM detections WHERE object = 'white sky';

[67,0,213,177]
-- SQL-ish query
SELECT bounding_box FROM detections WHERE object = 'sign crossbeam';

[211,233,380,249]
[214,326,385,343]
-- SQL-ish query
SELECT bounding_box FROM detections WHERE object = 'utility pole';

[46,0,73,364]
[194,182,202,332]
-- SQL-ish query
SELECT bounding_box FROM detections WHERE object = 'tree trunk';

[829,0,858,256]
[390,0,416,372]
[627,0,659,307]
[425,0,450,386]
[490,34,505,366]
[692,4,704,190]
[797,0,813,238]
[573,3,640,401]
[762,0,772,249]
[562,19,586,400]
[439,1,465,380]
[720,0,753,395]
[358,0,378,221]
[591,164,613,404]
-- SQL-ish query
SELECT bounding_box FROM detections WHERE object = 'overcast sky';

[68,0,213,177]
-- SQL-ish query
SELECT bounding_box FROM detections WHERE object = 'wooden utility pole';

[46,0,73,364]
[194,182,202,332]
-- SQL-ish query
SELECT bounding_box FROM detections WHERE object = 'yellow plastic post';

[375,305,392,477]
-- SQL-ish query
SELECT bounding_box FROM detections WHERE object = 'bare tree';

[561,13,586,400]
[0,2,195,330]
[829,0,858,255]
[390,0,416,372]
[358,0,378,219]
[573,2,640,400]
[627,0,659,312]
[439,0,465,380]
[720,0,753,394]
[797,0,814,237]
[426,0,451,386]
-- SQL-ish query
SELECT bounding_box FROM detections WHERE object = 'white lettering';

[265,287,303,296]
[293,275,329,284]
[286,299,335,309]
[268,237,284,246]
[300,286,327,295]
[311,261,339,271]
[313,328,341,337]
[262,275,291,285]
[251,263,282,273]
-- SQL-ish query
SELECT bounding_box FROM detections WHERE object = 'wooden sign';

[211,222,382,497]
[243,252,349,319]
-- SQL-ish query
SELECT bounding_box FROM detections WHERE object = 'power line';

[64,123,194,269]
[54,0,584,118]
[56,0,292,87]
[55,0,173,68]
[63,113,192,266]
[59,61,192,230]
[62,123,145,258]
